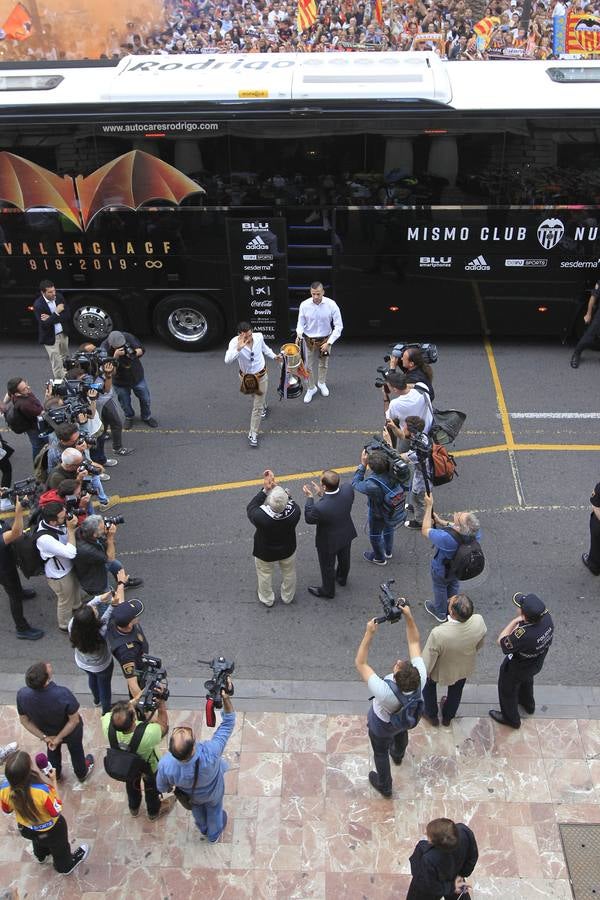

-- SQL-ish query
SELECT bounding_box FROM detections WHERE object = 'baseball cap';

[512,592,547,619]
[112,598,144,626]
[107,330,126,348]
[590,483,600,507]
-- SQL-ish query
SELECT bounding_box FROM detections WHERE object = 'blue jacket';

[156,712,235,805]
[352,464,408,526]
[33,292,71,345]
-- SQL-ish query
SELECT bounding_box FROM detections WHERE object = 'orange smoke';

[0,0,166,58]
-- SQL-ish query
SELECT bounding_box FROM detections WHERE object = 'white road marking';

[507,448,526,507]
[509,412,600,419]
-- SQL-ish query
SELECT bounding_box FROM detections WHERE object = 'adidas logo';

[465,254,490,271]
[246,235,268,250]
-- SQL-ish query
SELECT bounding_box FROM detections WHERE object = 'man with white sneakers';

[295,282,343,404]
[224,322,282,448]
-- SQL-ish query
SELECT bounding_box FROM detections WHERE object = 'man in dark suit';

[33,279,71,379]
[303,469,357,598]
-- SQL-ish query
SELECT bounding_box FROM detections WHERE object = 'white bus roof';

[0,53,600,111]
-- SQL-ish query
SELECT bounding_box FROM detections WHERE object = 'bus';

[0,52,598,350]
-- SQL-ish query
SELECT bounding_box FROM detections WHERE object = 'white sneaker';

[317,383,329,397]
[98,473,110,482]
[0,741,17,763]
[0,498,15,512]
[304,387,317,404]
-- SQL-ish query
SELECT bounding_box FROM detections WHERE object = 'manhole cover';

[559,824,600,898]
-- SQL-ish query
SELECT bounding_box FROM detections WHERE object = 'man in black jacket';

[33,280,71,379]
[247,469,301,607]
[100,331,157,429]
[74,515,142,596]
[407,818,478,900]
[303,469,357,599]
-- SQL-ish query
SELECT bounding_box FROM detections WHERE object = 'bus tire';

[152,295,224,351]
[70,297,122,344]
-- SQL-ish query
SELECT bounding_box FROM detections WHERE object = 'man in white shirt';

[384,371,433,436]
[355,604,425,798]
[295,282,343,404]
[36,501,83,631]
[224,321,282,448]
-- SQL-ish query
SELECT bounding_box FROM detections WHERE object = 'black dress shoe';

[307,586,333,599]
[519,702,535,715]
[21,589,37,600]
[570,352,580,369]
[335,576,347,586]
[488,709,520,729]
[582,553,600,575]
[368,771,392,798]
[124,576,144,589]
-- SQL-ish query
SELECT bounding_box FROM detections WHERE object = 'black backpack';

[104,721,151,782]
[445,529,485,580]
[4,400,29,435]
[384,678,424,731]
[10,525,56,579]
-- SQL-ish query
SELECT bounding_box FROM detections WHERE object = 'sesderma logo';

[465,255,490,271]
[245,235,269,250]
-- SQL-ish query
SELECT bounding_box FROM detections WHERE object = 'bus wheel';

[71,300,121,343]
[153,295,224,351]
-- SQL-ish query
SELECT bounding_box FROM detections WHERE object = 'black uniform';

[105,621,149,683]
[572,281,600,362]
[498,612,554,727]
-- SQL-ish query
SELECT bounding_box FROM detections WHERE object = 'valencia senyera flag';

[2,2,33,41]
[566,11,600,53]
[297,0,317,32]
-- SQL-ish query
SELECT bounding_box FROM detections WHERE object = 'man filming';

[101,696,174,820]
[355,606,426,798]
[352,446,410,565]
[156,682,235,844]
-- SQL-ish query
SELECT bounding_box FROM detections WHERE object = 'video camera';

[135,654,169,720]
[199,656,235,727]
[374,579,407,625]
[1,477,38,509]
[364,436,409,481]
[390,342,438,366]
[38,397,93,438]
[63,348,110,376]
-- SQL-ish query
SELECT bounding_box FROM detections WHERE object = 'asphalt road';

[1,333,599,690]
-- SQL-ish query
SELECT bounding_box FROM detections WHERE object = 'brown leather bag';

[240,373,262,395]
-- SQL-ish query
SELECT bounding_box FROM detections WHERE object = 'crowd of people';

[1,277,595,897]
[1,0,597,62]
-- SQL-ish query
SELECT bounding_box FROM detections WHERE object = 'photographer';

[100,331,158,429]
[3,377,46,461]
[355,606,425,798]
[47,448,111,510]
[101,694,174,820]
[105,598,149,695]
[383,371,432,436]
[79,343,133,456]
[397,416,432,529]
[352,447,410,565]
[156,682,235,843]
[0,498,44,641]
[389,346,435,400]
[36,501,83,632]
[39,478,93,524]
[74,515,142,597]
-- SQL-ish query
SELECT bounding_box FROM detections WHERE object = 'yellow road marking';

[483,338,515,449]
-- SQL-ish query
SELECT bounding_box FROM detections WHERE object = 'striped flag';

[2,2,33,40]
[297,0,317,32]
[374,0,383,25]
[566,11,600,53]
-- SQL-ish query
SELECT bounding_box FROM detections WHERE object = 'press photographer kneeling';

[101,684,174,821]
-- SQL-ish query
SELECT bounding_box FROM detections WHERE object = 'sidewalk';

[1,701,593,899]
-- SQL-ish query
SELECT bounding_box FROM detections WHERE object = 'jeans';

[430,565,459,620]
[26,428,48,462]
[89,472,108,504]
[0,566,30,631]
[86,661,114,714]
[126,769,161,817]
[368,728,408,793]
[47,719,87,780]
[423,677,466,722]
[20,814,75,873]
[192,797,226,841]
[368,518,394,560]
[115,379,152,420]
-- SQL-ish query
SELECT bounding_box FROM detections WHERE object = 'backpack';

[4,400,29,435]
[33,445,49,485]
[444,528,485,580]
[368,475,408,527]
[384,678,424,731]
[104,721,151,782]
[431,443,457,487]
[10,525,56,579]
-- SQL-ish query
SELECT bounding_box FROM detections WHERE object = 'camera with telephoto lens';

[77,460,98,475]
[103,515,125,526]
[389,342,438,366]
[115,342,138,363]
[1,477,37,509]
[79,477,98,496]
[374,365,391,390]
[363,436,410,481]
[64,494,85,517]
[374,579,407,625]
[200,656,235,727]
[135,655,169,720]
[409,430,432,456]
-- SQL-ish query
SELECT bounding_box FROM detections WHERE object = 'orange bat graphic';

[0,152,80,228]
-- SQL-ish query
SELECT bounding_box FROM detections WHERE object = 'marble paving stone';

[0,708,594,896]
